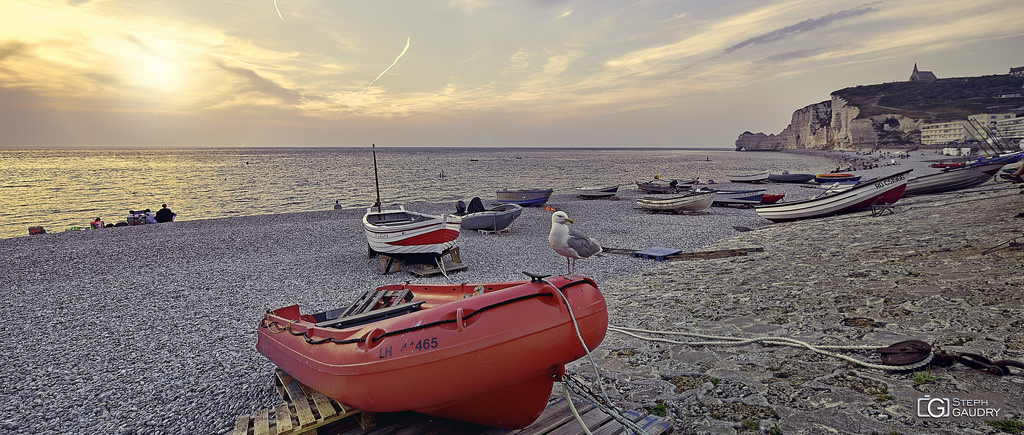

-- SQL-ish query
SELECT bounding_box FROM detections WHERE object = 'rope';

[609,325,934,371]
[259,292,557,345]
[543,278,611,404]
[562,382,593,435]
[562,374,648,435]
[982,235,1024,255]
[545,278,649,435]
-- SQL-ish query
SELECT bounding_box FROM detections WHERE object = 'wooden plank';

[383,289,411,307]
[513,398,577,433]
[605,246,763,261]
[292,393,316,427]
[546,402,606,435]
[589,410,672,435]
[274,402,294,433]
[232,415,250,435]
[311,392,337,419]
[409,259,468,277]
[624,410,674,435]
[666,247,764,260]
[342,290,378,317]
[254,408,270,435]
[275,370,304,403]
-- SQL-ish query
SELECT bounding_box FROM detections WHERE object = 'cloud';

[0,40,29,62]
[756,45,841,64]
[215,60,303,105]
[724,5,878,54]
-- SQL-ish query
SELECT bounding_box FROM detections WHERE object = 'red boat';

[256,274,608,429]
[759,193,785,204]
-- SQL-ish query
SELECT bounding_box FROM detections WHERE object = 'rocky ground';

[576,180,1024,434]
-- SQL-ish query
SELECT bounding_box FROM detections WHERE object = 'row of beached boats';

[754,154,1015,222]
[255,146,1022,430]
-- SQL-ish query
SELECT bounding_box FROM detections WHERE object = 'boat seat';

[316,301,425,330]
[335,289,414,319]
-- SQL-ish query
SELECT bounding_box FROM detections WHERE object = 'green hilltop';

[834,74,1024,120]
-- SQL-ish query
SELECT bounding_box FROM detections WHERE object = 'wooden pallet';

[234,372,672,435]
[605,246,764,261]
[378,248,466,276]
[232,371,372,435]
[487,394,673,435]
[320,391,672,435]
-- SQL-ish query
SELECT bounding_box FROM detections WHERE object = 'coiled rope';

[609,325,934,371]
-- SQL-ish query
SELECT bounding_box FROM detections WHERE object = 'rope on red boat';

[368,292,555,342]
[259,284,601,345]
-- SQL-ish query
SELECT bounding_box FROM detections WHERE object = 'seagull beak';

[566,218,575,224]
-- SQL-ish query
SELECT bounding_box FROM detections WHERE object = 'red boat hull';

[256,276,608,429]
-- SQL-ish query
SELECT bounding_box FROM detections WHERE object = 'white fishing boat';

[496,188,553,206]
[363,145,461,256]
[635,177,699,193]
[726,171,770,183]
[576,185,619,198]
[754,170,911,222]
[636,190,716,213]
[703,188,766,206]
[363,206,462,256]
[903,160,1004,196]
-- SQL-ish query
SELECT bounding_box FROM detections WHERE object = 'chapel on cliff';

[909,63,937,82]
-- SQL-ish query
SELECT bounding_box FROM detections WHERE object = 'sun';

[140,55,183,91]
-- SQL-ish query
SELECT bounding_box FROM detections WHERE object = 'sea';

[0,147,842,240]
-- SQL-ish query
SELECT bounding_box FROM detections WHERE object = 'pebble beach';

[2,150,1022,434]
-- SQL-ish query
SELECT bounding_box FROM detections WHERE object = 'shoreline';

[2,150,1021,434]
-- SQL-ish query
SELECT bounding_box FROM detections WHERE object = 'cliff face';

[736,74,1023,151]
[736,96,921,151]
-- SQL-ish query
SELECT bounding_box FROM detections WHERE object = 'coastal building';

[909,63,937,82]
[969,113,1015,127]
[921,113,1017,146]
[1011,66,1024,78]
[996,116,1024,148]
[920,120,966,145]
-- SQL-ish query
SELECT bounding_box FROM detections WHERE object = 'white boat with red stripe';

[364,205,461,256]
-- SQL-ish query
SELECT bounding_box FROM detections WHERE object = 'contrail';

[274,0,284,21]
[362,36,411,94]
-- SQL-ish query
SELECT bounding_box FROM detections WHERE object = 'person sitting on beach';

[334,200,342,210]
[155,204,175,223]
[144,209,158,224]
[1008,164,1024,183]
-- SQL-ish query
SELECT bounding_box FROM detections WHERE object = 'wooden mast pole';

[372,144,382,212]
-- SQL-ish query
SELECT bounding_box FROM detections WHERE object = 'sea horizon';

[0,147,842,240]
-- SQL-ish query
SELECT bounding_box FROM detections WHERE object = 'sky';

[1,0,1022,149]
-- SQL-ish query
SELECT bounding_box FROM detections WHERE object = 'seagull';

[549,211,603,277]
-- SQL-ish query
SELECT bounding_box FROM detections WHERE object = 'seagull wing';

[567,227,602,258]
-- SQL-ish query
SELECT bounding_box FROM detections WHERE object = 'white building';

[921,113,1017,146]
[920,121,967,145]
[996,116,1024,148]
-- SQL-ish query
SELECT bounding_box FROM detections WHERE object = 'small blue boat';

[496,188,553,206]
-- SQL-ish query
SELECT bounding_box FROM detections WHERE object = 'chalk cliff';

[736,74,1024,151]
[735,95,921,151]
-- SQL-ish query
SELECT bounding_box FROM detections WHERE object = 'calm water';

[0,147,840,239]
